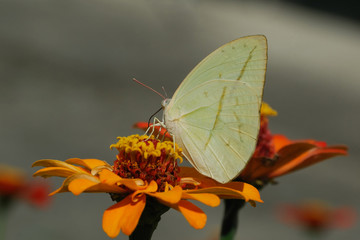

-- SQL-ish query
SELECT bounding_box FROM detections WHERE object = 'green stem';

[0,196,13,240]
[220,199,245,240]
[129,197,169,240]
[220,182,264,240]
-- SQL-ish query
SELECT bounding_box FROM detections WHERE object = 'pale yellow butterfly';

[158,35,267,183]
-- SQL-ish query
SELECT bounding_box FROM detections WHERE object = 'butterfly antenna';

[133,78,166,100]
[147,107,163,128]
[162,86,168,98]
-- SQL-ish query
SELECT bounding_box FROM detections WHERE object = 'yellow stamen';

[110,135,183,162]
[261,102,278,116]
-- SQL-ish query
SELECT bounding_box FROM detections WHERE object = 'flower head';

[110,135,182,191]
[277,200,356,235]
[32,134,262,238]
[239,132,348,187]
[238,103,348,186]
[0,164,50,208]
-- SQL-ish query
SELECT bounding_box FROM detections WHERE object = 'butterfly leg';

[144,119,157,138]
[161,129,168,141]
[156,125,163,139]
[145,117,166,140]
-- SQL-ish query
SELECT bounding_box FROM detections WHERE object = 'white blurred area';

[0,0,359,240]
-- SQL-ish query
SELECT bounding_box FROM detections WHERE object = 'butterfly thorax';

[162,98,182,143]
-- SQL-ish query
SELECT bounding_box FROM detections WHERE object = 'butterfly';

[156,35,268,183]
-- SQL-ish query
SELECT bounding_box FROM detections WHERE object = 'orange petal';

[65,158,111,170]
[103,194,146,237]
[141,180,158,193]
[56,173,98,194]
[273,135,293,151]
[47,173,94,195]
[182,192,220,207]
[68,178,99,195]
[32,159,85,173]
[179,167,218,188]
[179,167,207,180]
[49,186,67,196]
[273,135,328,151]
[269,145,348,178]
[33,167,80,178]
[248,142,316,180]
[132,181,158,201]
[96,169,145,191]
[67,173,127,195]
[133,122,149,130]
[172,200,207,229]
[148,185,182,205]
[222,182,263,202]
[97,169,123,184]
[48,176,76,196]
[187,182,263,203]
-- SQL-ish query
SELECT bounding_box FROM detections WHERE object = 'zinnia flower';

[32,135,262,238]
[238,104,348,186]
[277,200,356,235]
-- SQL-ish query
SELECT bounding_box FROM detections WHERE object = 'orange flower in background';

[239,134,348,184]
[238,104,348,185]
[0,164,50,208]
[277,200,356,234]
[32,135,262,238]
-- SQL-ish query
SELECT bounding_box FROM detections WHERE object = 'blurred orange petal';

[268,144,348,179]
[240,134,348,182]
[273,134,327,151]
[248,142,316,180]
[278,201,356,232]
[331,207,356,229]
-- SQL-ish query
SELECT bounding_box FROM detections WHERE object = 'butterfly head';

[161,98,172,108]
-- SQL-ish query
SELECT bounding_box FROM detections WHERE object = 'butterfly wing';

[164,35,267,183]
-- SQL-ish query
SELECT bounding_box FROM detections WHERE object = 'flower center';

[110,135,182,191]
[253,116,276,159]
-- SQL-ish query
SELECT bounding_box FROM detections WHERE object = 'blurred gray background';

[1,0,359,239]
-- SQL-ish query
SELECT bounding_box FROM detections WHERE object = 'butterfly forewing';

[164,35,267,183]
